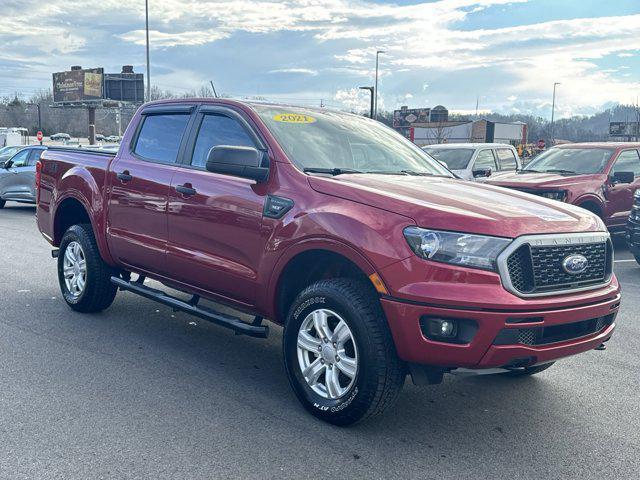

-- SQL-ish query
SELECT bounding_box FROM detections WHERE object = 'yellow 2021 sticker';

[273,113,317,124]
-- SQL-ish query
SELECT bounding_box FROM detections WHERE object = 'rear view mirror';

[612,171,634,185]
[0,161,6,169]
[205,145,269,183]
[473,167,492,178]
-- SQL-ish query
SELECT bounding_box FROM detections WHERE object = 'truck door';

[106,105,194,274]
[605,149,640,229]
[167,106,268,306]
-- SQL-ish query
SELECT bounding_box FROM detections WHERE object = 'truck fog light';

[427,318,457,338]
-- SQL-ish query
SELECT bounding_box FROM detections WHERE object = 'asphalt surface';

[0,202,639,479]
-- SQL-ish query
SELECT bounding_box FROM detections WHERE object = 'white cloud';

[269,68,319,75]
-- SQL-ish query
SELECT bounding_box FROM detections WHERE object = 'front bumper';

[381,292,620,369]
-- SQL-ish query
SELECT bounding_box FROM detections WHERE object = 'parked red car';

[36,100,620,425]
[486,143,640,231]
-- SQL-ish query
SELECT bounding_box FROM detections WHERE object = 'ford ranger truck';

[486,143,640,232]
[36,100,620,426]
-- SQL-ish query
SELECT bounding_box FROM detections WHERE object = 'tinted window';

[28,149,44,165]
[134,114,190,163]
[8,149,30,167]
[474,150,497,170]
[424,148,474,170]
[496,148,517,170]
[612,150,640,177]
[191,114,256,168]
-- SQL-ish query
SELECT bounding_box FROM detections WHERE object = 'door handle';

[176,184,197,196]
[117,171,132,182]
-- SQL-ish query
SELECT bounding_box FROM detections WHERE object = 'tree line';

[1,87,638,143]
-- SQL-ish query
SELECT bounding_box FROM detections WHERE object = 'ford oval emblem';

[562,254,589,275]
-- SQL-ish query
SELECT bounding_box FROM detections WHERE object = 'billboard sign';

[610,122,640,137]
[393,108,431,128]
[53,68,104,103]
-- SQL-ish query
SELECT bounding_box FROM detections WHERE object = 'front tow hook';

[594,343,607,351]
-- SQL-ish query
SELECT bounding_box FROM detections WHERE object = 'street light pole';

[359,86,374,118]
[27,103,42,144]
[145,0,151,101]
[550,82,560,145]
[374,50,384,120]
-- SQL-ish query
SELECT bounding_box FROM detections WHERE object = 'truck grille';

[493,314,616,346]
[499,234,613,296]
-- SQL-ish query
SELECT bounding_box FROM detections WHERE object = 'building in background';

[411,119,528,147]
[393,105,449,137]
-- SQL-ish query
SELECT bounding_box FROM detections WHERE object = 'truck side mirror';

[205,145,269,183]
[473,167,492,178]
[611,171,634,185]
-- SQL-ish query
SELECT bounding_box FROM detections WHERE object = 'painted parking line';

[615,259,637,263]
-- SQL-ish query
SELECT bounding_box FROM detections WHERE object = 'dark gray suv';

[0,146,46,208]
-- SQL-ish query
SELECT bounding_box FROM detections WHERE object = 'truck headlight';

[403,227,511,271]
[538,190,566,201]
[634,189,640,200]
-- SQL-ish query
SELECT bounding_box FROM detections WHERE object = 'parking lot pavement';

[0,202,638,480]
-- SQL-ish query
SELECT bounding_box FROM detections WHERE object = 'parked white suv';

[423,143,521,181]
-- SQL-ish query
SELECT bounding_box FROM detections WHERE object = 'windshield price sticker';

[273,113,317,124]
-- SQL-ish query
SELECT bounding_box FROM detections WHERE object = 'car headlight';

[403,227,511,271]
[538,190,566,201]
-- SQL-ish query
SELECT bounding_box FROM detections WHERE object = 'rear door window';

[496,148,518,170]
[190,114,256,168]
[28,149,44,165]
[134,113,191,163]
[474,149,497,171]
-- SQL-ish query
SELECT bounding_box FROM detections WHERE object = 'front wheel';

[0,199,5,209]
[283,278,405,426]
[635,254,640,266]
[58,223,117,313]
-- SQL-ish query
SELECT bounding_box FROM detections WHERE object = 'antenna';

[210,81,219,98]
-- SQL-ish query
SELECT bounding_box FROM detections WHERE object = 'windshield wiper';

[303,167,363,176]
[544,169,577,175]
[519,169,543,174]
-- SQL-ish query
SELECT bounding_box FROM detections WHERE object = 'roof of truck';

[554,142,640,149]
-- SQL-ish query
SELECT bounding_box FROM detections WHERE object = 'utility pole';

[550,82,560,145]
[374,50,384,120]
[475,95,479,116]
[145,0,151,101]
[359,86,374,118]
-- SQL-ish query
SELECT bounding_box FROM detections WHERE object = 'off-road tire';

[58,223,117,313]
[283,278,405,426]
[505,362,555,377]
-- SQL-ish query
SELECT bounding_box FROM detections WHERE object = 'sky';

[0,0,639,118]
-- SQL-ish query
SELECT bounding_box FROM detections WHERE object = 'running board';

[110,276,269,338]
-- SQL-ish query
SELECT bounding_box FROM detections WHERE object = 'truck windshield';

[423,148,474,170]
[523,148,615,175]
[252,105,452,177]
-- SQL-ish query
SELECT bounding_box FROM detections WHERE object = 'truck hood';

[308,174,603,238]
[486,171,603,189]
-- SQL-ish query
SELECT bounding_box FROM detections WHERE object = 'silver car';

[423,143,522,181]
[0,146,46,208]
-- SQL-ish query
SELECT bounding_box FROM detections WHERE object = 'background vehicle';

[95,134,106,142]
[627,189,640,265]
[36,100,619,425]
[423,143,521,181]
[0,145,25,166]
[0,145,46,208]
[487,143,640,231]
[49,133,71,141]
[106,135,121,142]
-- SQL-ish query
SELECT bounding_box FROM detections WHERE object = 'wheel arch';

[267,239,382,324]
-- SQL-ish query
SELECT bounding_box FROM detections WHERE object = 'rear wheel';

[504,362,555,377]
[283,278,405,426]
[0,199,5,209]
[58,223,117,312]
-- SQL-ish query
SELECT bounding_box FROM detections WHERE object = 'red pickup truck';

[36,99,620,425]
[486,143,640,231]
